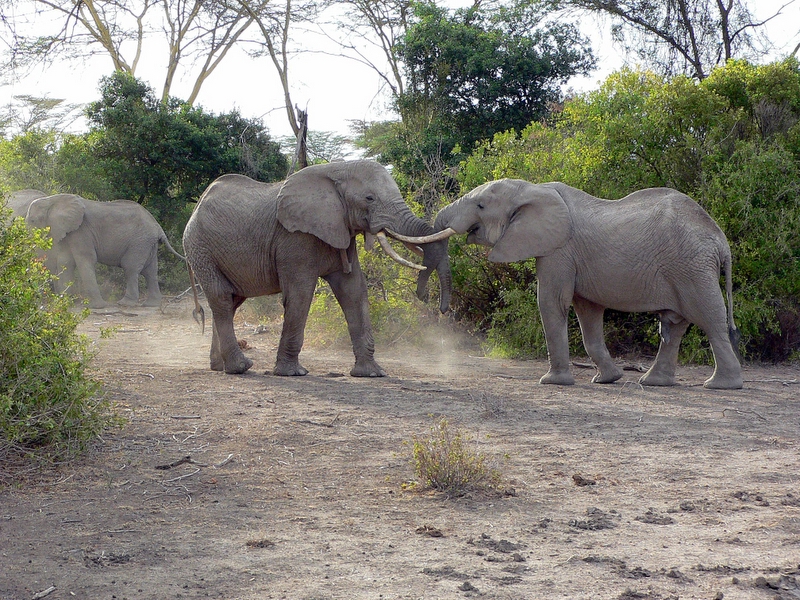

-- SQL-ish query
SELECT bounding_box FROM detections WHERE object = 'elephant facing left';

[25,194,185,308]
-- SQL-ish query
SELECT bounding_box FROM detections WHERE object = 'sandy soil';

[2,299,800,600]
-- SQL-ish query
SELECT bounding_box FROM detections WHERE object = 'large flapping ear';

[276,166,351,249]
[27,194,86,243]
[488,182,572,263]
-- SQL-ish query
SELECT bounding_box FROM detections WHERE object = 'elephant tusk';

[385,227,458,244]
[376,232,426,271]
[402,241,424,257]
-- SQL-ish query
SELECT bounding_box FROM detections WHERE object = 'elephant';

[433,179,743,389]
[4,189,47,221]
[25,194,185,308]
[182,160,453,377]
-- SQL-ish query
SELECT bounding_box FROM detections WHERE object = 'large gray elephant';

[183,161,452,377]
[433,179,743,389]
[26,194,185,308]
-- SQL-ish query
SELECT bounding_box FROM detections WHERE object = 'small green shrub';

[0,209,116,473]
[410,418,504,497]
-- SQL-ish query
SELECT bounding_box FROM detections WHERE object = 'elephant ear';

[28,194,86,243]
[276,167,351,249]
[489,183,571,262]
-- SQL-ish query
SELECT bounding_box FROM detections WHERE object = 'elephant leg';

[273,280,315,376]
[694,313,743,390]
[72,251,107,309]
[640,318,690,386]
[573,296,623,384]
[140,251,163,307]
[536,271,575,385]
[208,293,252,374]
[324,260,386,377]
[118,264,141,307]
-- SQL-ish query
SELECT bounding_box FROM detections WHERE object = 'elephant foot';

[638,371,677,386]
[117,297,139,307]
[351,360,387,377]
[224,353,253,374]
[142,297,163,307]
[88,299,109,309]
[592,368,623,384]
[273,362,309,376]
[703,372,743,390]
[539,369,575,385]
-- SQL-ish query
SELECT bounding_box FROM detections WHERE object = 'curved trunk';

[381,208,452,314]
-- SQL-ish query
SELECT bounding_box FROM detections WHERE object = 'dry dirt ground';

[2,298,800,600]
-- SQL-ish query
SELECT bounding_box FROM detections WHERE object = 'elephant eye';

[365,194,376,203]
[477,202,484,210]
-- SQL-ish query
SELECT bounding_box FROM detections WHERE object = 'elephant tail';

[723,247,742,361]
[160,231,186,261]
[187,262,205,333]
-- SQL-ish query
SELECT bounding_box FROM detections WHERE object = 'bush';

[0,208,115,473]
[410,417,504,497]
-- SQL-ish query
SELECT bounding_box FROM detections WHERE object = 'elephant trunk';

[386,210,453,314]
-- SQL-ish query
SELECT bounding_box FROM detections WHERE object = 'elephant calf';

[25,194,184,308]
[433,179,743,390]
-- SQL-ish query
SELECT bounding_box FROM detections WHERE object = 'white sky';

[1,0,798,139]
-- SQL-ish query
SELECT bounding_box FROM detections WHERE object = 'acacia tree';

[1,0,255,103]
[556,0,796,79]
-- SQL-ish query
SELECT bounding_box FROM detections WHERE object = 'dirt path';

[2,300,800,600]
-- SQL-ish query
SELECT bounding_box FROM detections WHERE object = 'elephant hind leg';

[573,296,623,384]
[702,327,743,389]
[209,293,252,374]
[640,317,690,386]
[140,250,163,307]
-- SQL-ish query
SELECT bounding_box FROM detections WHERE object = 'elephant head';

[433,179,572,262]
[276,160,453,312]
[26,194,86,243]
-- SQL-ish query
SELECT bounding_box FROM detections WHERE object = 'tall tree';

[557,0,795,80]
[1,0,255,103]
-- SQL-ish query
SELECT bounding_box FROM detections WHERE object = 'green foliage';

[0,129,60,194]
[0,208,115,470]
[410,417,504,498]
[456,59,800,362]
[84,72,288,234]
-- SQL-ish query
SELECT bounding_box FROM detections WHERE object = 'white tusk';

[385,227,457,244]
[376,232,426,271]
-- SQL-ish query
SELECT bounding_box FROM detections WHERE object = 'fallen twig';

[722,408,768,422]
[32,586,57,599]
[161,468,201,483]
[155,456,192,470]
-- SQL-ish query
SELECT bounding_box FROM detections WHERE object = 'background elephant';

[434,179,743,389]
[4,189,47,221]
[26,194,185,308]
[183,160,452,377]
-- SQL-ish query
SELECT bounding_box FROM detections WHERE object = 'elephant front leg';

[536,275,575,386]
[73,254,108,308]
[639,317,690,386]
[573,296,623,384]
[273,284,314,376]
[325,264,386,377]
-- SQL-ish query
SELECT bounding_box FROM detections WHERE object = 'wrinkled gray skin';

[183,161,452,377]
[26,194,185,308]
[435,179,742,390]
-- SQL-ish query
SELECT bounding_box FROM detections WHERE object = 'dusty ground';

[2,298,800,600]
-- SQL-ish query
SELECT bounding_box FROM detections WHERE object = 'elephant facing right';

[433,179,743,389]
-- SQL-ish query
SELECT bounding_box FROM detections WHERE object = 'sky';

[1,0,798,139]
